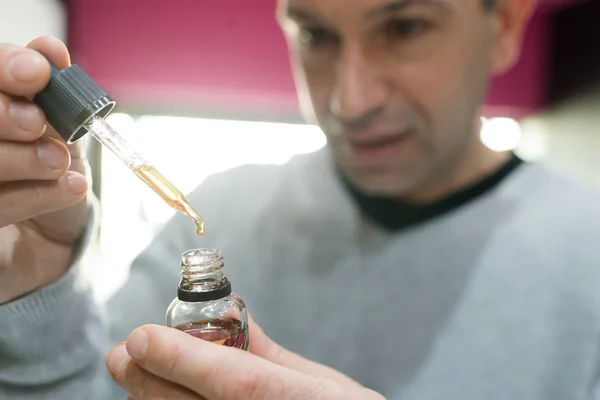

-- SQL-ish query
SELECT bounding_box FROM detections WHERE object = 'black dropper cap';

[33,61,116,144]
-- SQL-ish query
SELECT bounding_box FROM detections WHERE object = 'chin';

[343,167,413,197]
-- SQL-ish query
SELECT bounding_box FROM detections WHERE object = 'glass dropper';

[32,60,205,236]
[86,116,205,236]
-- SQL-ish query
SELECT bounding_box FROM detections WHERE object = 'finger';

[119,325,335,400]
[0,94,47,142]
[0,44,49,97]
[247,315,363,388]
[107,344,203,400]
[23,36,69,102]
[0,171,88,228]
[246,313,273,357]
[36,123,87,173]
[0,136,70,182]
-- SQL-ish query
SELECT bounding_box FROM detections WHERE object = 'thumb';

[27,35,87,160]
[27,35,71,71]
[247,314,363,388]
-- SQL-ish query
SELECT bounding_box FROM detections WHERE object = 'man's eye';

[299,27,339,47]
[385,19,430,39]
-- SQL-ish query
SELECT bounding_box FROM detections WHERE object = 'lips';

[348,132,408,148]
[341,129,412,166]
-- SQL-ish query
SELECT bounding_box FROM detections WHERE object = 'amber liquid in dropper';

[133,164,205,235]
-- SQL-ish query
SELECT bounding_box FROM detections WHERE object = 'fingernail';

[7,53,43,82]
[37,138,68,170]
[106,344,129,376]
[126,329,149,360]
[9,103,43,132]
[66,172,88,195]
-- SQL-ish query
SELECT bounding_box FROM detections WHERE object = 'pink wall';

[482,10,550,119]
[68,0,298,118]
[67,0,576,120]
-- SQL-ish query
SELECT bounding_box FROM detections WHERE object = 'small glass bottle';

[166,248,249,350]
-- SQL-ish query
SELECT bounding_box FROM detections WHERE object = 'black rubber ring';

[177,284,232,302]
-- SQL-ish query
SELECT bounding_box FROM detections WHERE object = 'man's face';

[278,0,524,197]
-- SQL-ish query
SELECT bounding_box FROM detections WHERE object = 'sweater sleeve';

[0,199,127,399]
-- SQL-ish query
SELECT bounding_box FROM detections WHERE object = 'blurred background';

[2,0,599,301]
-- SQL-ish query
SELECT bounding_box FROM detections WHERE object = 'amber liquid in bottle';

[133,164,205,235]
[175,319,248,349]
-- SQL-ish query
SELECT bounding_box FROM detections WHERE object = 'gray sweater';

[2,148,600,399]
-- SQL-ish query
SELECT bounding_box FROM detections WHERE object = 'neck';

[403,126,512,204]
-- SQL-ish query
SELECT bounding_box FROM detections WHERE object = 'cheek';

[299,58,336,122]
[385,32,490,138]
[386,62,466,154]
[286,45,330,123]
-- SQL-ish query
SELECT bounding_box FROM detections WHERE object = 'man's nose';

[329,44,389,126]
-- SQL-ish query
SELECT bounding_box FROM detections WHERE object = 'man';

[1,0,600,398]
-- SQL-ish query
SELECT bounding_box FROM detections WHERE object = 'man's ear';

[488,0,537,75]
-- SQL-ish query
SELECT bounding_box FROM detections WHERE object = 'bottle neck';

[178,249,231,302]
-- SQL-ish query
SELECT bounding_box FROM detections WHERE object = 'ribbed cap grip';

[33,64,116,144]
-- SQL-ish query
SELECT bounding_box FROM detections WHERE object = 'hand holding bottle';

[0,36,89,304]
[106,318,386,400]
